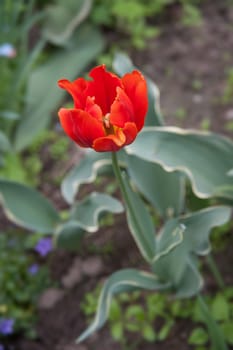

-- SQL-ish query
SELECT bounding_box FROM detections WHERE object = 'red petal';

[85,96,103,121]
[58,108,105,148]
[122,70,148,130]
[122,122,138,146]
[86,65,122,115]
[93,129,126,152]
[110,87,135,128]
[58,78,87,109]
[93,123,137,152]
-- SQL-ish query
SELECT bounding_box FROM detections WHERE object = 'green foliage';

[77,269,169,342]
[0,0,105,162]
[42,0,92,46]
[192,78,203,91]
[188,327,209,346]
[181,2,202,27]
[14,24,105,151]
[200,118,211,131]
[91,0,159,49]
[185,290,233,347]
[127,128,233,200]
[81,288,173,346]
[224,121,233,132]
[55,192,123,250]
[0,0,46,144]
[0,129,70,187]
[0,231,51,338]
[91,0,204,49]
[0,179,60,233]
[175,107,187,120]
[81,286,233,348]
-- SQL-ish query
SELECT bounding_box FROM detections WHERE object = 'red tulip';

[58,65,148,152]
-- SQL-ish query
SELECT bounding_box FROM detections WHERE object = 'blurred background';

[0,1,233,350]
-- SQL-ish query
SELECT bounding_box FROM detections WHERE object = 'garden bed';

[1,1,233,349]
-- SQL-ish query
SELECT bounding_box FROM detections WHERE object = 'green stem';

[111,152,130,207]
[197,294,228,350]
[206,253,225,289]
[111,152,152,262]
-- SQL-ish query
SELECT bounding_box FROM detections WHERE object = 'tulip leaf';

[152,206,231,297]
[42,0,92,46]
[126,127,233,200]
[0,131,11,152]
[70,192,124,232]
[113,52,164,126]
[55,192,123,249]
[61,151,111,204]
[0,180,60,233]
[55,221,85,250]
[77,268,170,342]
[14,25,105,151]
[121,173,156,262]
[127,154,185,218]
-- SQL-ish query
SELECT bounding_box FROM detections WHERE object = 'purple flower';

[28,263,39,275]
[0,318,14,335]
[0,344,4,350]
[34,237,53,257]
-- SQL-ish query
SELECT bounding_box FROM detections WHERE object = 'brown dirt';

[133,0,233,137]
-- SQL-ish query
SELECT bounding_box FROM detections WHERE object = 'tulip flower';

[58,65,148,152]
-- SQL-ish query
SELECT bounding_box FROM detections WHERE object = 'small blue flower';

[0,43,16,58]
[34,237,53,257]
[0,344,5,350]
[0,318,14,335]
[28,263,39,275]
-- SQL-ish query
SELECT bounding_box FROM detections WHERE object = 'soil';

[2,1,233,350]
[133,0,233,137]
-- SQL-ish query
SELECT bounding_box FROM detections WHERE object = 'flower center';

[103,113,115,135]
[103,113,110,129]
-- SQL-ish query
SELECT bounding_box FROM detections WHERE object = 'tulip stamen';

[103,113,111,129]
[103,113,116,136]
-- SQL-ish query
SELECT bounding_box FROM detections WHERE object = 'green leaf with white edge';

[55,192,122,249]
[152,206,231,297]
[0,131,11,152]
[175,256,203,298]
[113,52,164,126]
[0,180,60,233]
[77,268,170,342]
[55,221,85,250]
[121,173,156,262]
[70,192,124,232]
[61,150,111,204]
[14,25,105,151]
[126,127,233,200]
[43,0,92,46]
[127,154,185,218]
[181,206,232,255]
